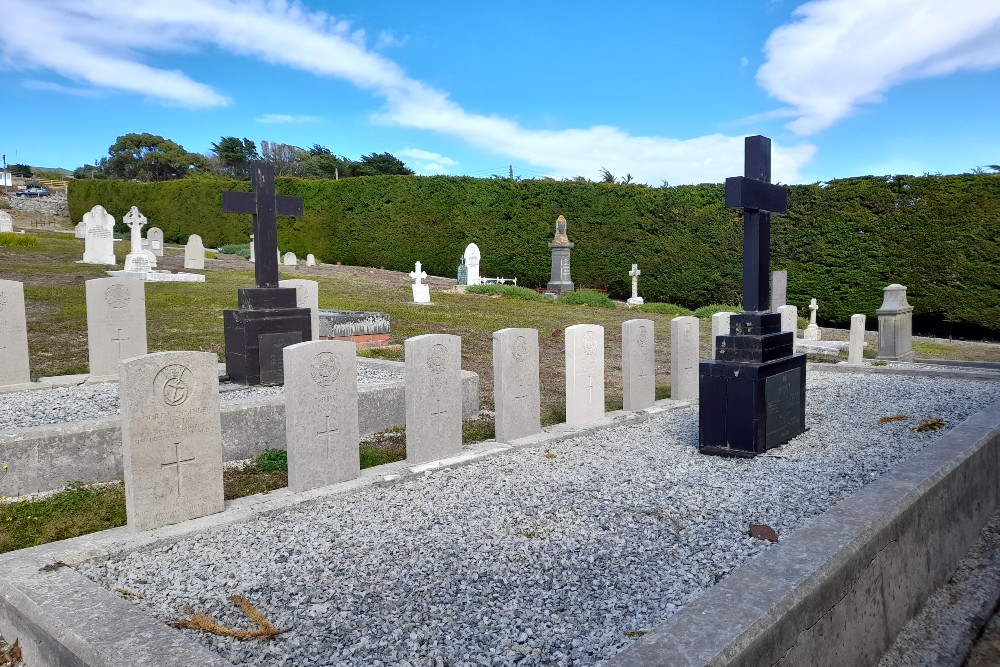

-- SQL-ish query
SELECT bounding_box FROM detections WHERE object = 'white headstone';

[122,206,152,273]
[82,205,116,265]
[283,252,298,266]
[710,311,736,360]
[848,314,866,365]
[410,261,430,304]
[405,333,463,464]
[279,279,320,341]
[249,234,255,263]
[184,234,205,270]
[0,211,11,233]
[147,227,164,257]
[670,316,699,401]
[464,243,481,286]
[120,351,224,532]
[622,319,655,411]
[777,305,798,336]
[493,328,541,442]
[626,264,644,306]
[803,298,821,340]
[85,278,148,376]
[0,280,31,386]
[283,340,360,492]
[306,254,316,266]
[74,220,87,238]
[770,270,788,311]
[565,324,605,425]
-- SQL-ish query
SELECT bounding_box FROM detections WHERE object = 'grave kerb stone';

[278,279,320,341]
[405,333,462,463]
[565,324,605,425]
[622,319,655,411]
[670,316,699,400]
[493,327,541,442]
[85,277,148,376]
[0,279,31,385]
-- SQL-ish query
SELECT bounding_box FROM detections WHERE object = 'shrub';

[0,232,38,248]
[218,243,251,258]
[638,302,694,317]
[693,304,742,318]
[559,289,616,309]
[254,449,287,471]
[466,284,546,301]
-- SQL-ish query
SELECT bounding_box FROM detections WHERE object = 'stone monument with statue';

[547,215,575,294]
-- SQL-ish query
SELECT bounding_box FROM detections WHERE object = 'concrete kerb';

[608,400,1000,667]
[0,398,693,667]
[0,360,479,497]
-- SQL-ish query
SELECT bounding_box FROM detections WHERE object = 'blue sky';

[2,0,999,185]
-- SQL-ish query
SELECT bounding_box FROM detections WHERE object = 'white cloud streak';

[255,113,323,124]
[0,0,818,183]
[758,0,1000,135]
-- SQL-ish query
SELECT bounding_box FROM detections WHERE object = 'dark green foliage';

[559,289,616,309]
[637,302,694,317]
[104,133,204,181]
[67,172,1000,331]
[218,243,251,258]
[9,163,32,177]
[210,137,259,178]
[357,152,415,176]
[253,449,287,471]
[693,304,743,318]
[466,284,547,301]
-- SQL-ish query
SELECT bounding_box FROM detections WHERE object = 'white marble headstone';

[0,211,13,233]
[184,234,205,270]
[848,314,866,365]
[670,316,699,400]
[249,235,255,263]
[85,277,148,376]
[565,324,605,425]
[279,279,320,340]
[82,205,116,265]
[146,227,164,257]
[74,220,88,238]
[305,254,316,266]
[410,261,430,304]
[0,279,31,386]
[493,328,541,442]
[123,206,152,273]
[283,252,298,266]
[710,311,736,360]
[622,319,655,410]
[777,305,798,336]
[405,334,463,464]
[463,244,481,286]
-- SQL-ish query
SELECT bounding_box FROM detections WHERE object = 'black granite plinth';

[224,287,311,385]
[698,311,806,457]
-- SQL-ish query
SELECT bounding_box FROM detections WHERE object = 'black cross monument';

[698,136,806,456]
[221,161,311,385]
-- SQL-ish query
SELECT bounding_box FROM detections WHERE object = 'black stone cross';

[725,136,788,312]
[222,161,303,289]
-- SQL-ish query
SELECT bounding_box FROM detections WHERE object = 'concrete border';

[1,360,479,497]
[609,400,1000,667]
[0,400,692,667]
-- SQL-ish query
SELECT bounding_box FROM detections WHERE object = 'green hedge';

[68,173,1000,331]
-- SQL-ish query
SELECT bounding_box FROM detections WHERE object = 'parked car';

[15,183,50,197]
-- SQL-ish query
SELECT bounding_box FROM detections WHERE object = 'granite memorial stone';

[565,324,604,425]
[0,279,31,386]
[877,283,914,361]
[547,215,575,294]
[493,328,541,442]
[405,334,462,464]
[86,277,147,376]
[622,319,655,410]
[671,316,699,400]
[770,270,787,311]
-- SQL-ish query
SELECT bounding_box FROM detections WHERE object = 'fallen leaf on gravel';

[749,524,779,543]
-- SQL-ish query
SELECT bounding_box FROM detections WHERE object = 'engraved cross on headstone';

[222,161,303,289]
[162,441,196,498]
[111,328,129,358]
[317,414,339,455]
[725,136,788,312]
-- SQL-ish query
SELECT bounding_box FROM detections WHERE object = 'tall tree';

[357,152,414,176]
[105,133,203,181]
[211,137,259,177]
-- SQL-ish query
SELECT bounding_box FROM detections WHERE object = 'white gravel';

[0,363,403,431]
[77,370,1000,666]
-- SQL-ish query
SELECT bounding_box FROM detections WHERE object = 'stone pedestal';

[698,311,806,457]
[548,242,574,293]
[877,284,914,362]
[223,288,311,385]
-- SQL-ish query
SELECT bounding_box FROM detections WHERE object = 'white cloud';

[255,113,323,124]
[0,0,816,183]
[396,148,458,175]
[398,149,458,166]
[22,80,102,97]
[758,0,1000,135]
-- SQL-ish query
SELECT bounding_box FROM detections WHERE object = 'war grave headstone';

[120,351,224,532]
[877,283,914,362]
[284,340,360,492]
[0,279,31,386]
[278,279,320,341]
[849,314,866,365]
[81,205,116,265]
[777,304,798,336]
[710,311,736,360]
[306,253,316,266]
[222,161,311,385]
[405,334,462,464]
[146,227,164,257]
[770,269,787,311]
[0,210,13,233]
[493,328,541,442]
[565,324,604,425]
[547,215,575,294]
[410,261,431,304]
[699,135,806,457]
[249,234,255,263]
[284,251,298,266]
[464,243,481,286]
[627,264,644,306]
[622,319,655,411]
[74,219,87,238]
[671,316,700,400]
[804,298,821,340]
[184,234,205,270]
[86,277,148,376]
[122,206,153,273]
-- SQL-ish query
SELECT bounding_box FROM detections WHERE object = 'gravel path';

[0,363,402,431]
[78,370,1000,667]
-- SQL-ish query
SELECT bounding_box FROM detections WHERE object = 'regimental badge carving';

[428,342,449,373]
[296,290,309,308]
[310,352,341,386]
[154,364,193,407]
[0,290,6,313]
[511,335,529,363]
[582,330,599,373]
[637,325,648,348]
[104,284,130,309]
